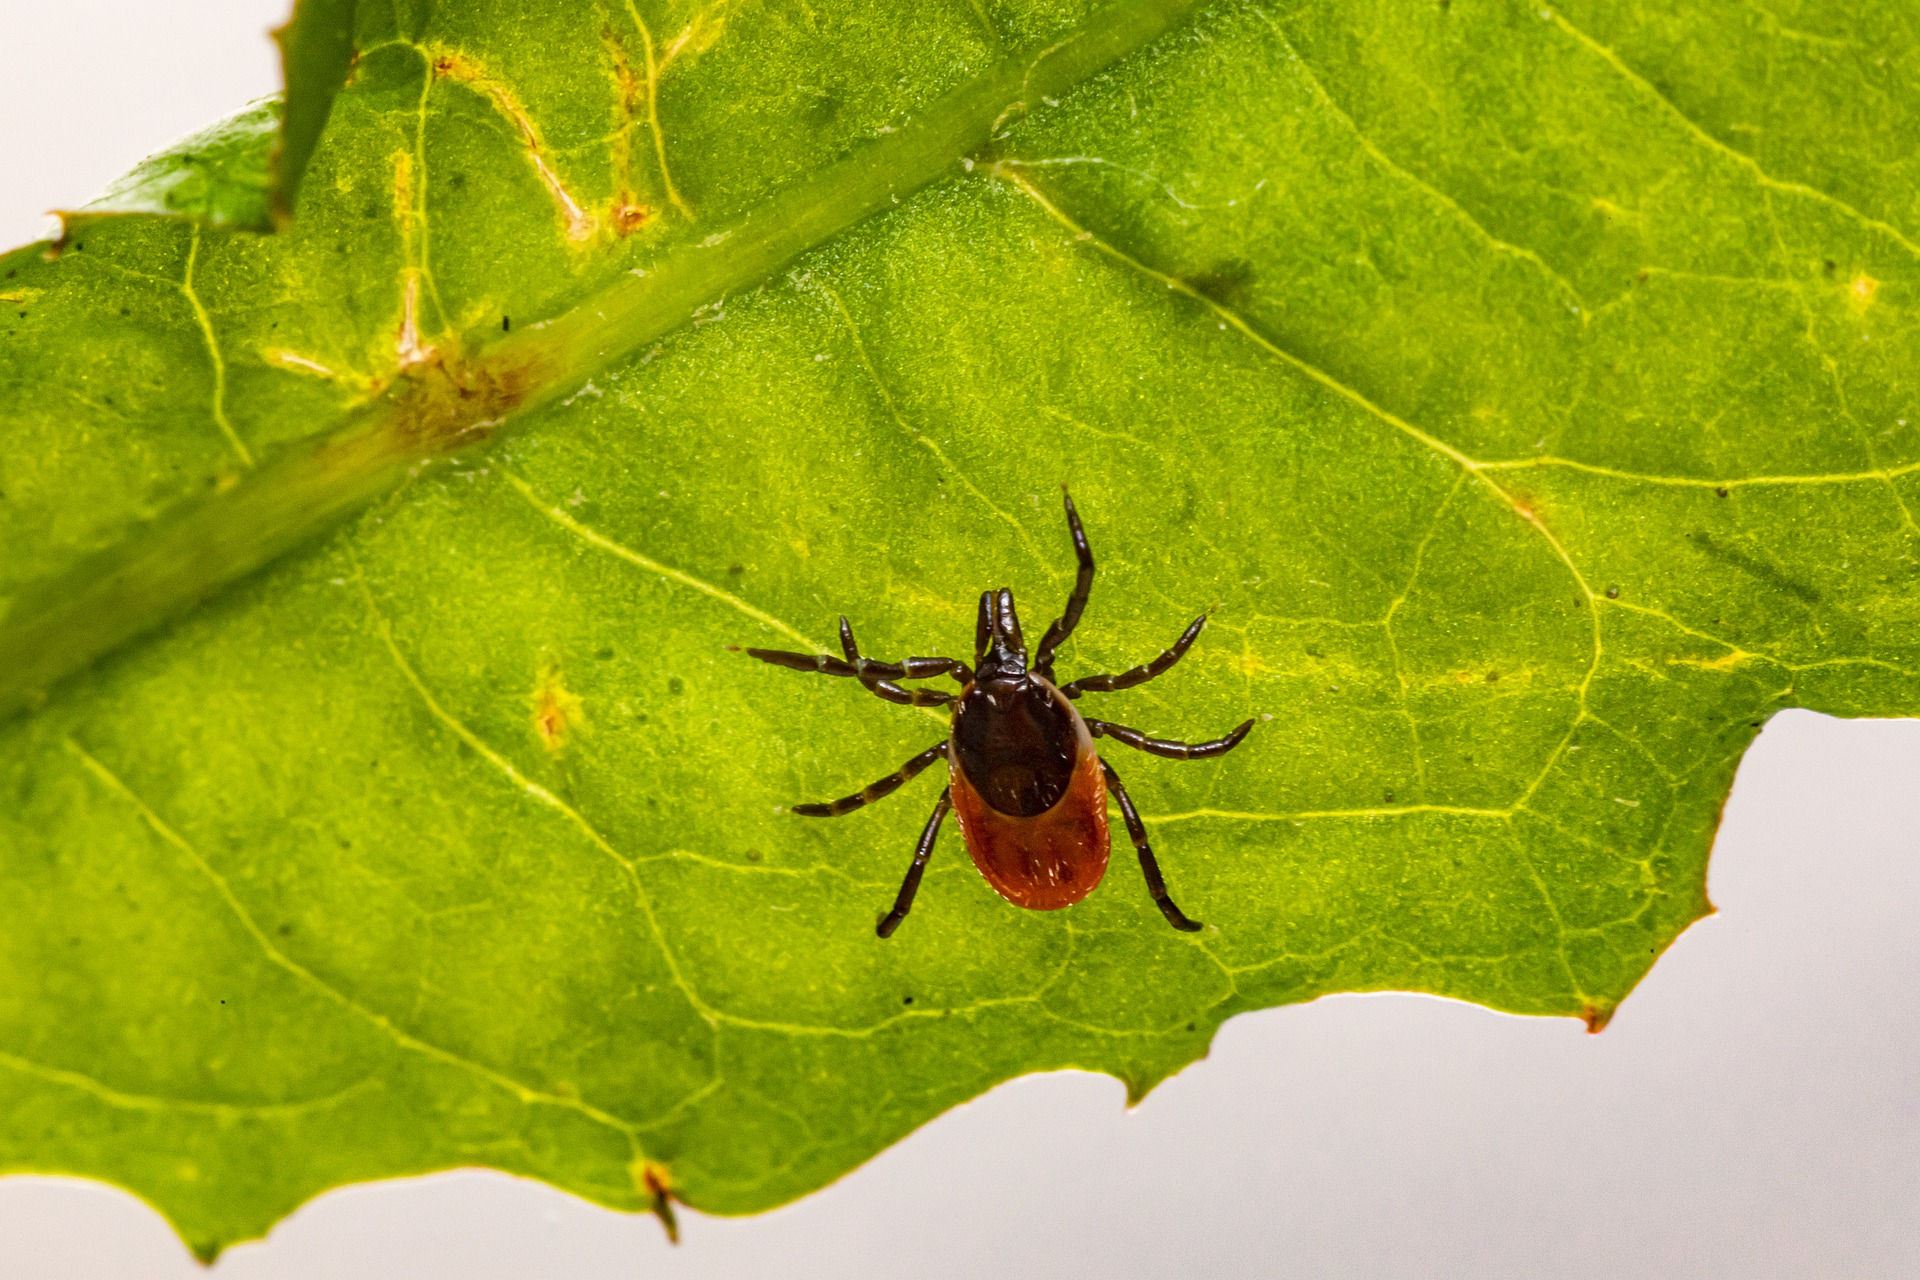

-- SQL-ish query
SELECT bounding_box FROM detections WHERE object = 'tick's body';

[745,491,1251,937]
[949,667,1110,911]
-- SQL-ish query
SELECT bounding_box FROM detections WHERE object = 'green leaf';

[67,100,281,233]
[41,0,358,239]
[272,0,362,225]
[3,0,1918,1258]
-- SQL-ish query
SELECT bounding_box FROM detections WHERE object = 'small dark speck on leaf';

[668,676,684,696]
[1185,1022,1196,1031]
[1383,792,1395,803]
[1606,585,1620,599]
[728,564,745,576]
[1186,258,1256,307]
[1486,671,1500,683]
[744,849,762,862]
[802,91,841,128]
[119,307,129,316]
[902,995,914,1005]
[1715,487,1730,498]
[278,923,293,936]
[502,315,511,332]
[594,646,614,660]
[1824,259,1838,277]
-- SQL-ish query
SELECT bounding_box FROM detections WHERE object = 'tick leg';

[839,617,972,689]
[1058,614,1207,699]
[741,637,959,708]
[1101,759,1202,932]
[1034,488,1095,680]
[1086,718,1254,760]
[877,787,952,938]
[793,742,949,817]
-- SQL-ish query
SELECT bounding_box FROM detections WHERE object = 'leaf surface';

[2,0,1918,1257]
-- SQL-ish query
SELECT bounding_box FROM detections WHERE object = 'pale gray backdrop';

[3,6,1917,1276]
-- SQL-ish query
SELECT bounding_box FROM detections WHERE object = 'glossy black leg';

[878,787,952,938]
[838,616,971,692]
[1059,613,1207,698]
[1035,489,1095,679]
[793,742,949,817]
[1087,718,1254,760]
[741,637,960,708]
[1101,759,1202,932]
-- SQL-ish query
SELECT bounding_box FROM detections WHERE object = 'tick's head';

[974,588,1027,677]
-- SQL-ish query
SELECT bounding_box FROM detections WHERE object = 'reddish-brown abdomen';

[949,715,1111,910]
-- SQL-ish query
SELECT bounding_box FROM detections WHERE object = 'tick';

[744,490,1253,937]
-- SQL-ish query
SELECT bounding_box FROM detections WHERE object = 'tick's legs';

[877,787,952,938]
[1034,489,1095,680]
[793,742,949,817]
[1101,760,1202,932]
[838,617,971,690]
[1059,614,1208,698]
[1087,718,1254,760]
[741,635,962,709]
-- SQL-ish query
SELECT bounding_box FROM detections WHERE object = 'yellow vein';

[1254,10,1586,311]
[1544,5,1920,263]
[1149,804,1512,824]
[396,43,453,330]
[1475,454,1920,488]
[624,1,692,219]
[1501,826,1592,1004]
[180,226,252,468]
[504,471,819,649]
[60,736,640,1135]
[817,282,1057,579]
[505,471,951,728]
[0,1050,379,1119]
[1381,473,1467,799]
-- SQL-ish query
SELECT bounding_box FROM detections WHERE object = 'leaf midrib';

[0,0,1208,722]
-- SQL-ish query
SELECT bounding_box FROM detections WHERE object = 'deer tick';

[745,490,1253,937]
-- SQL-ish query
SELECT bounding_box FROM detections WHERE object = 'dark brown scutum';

[951,675,1080,817]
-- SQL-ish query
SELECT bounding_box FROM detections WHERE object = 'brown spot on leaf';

[1583,1003,1615,1033]
[531,658,587,751]
[611,202,652,235]
[1186,258,1255,308]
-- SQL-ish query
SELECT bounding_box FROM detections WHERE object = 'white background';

[3,5,1918,1275]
